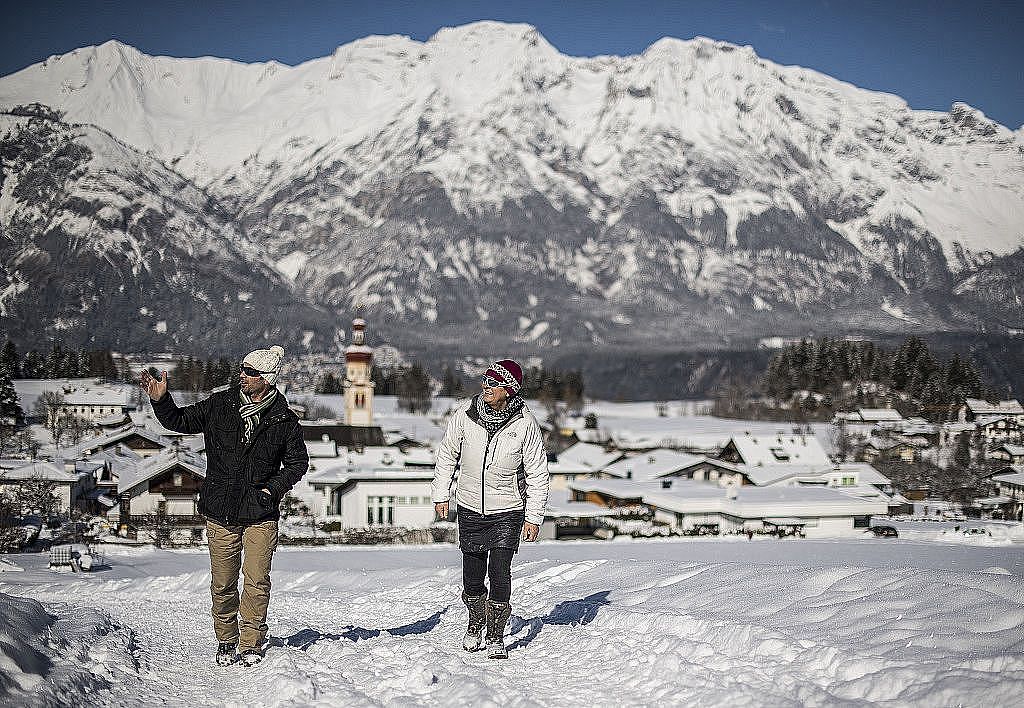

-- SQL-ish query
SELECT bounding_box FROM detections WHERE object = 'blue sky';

[2,0,1022,128]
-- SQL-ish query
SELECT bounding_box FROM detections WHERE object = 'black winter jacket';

[152,386,309,525]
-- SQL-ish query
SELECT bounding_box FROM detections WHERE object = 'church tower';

[343,317,375,426]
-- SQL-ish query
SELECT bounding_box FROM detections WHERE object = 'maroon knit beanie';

[486,359,523,396]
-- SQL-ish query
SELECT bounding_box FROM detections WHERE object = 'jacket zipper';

[478,412,522,516]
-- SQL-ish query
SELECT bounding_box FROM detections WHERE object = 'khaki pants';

[206,519,278,651]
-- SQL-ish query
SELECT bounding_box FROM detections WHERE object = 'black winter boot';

[485,600,512,659]
[215,641,237,666]
[461,591,488,651]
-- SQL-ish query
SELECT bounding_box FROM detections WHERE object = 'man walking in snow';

[140,346,308,667]
[432,359,549,659]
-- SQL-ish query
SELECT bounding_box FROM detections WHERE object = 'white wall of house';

[55,403,129,424]
[127,490,198,516]
[651,506,866,538]
[337,480,435,528]
[288,479,327,517]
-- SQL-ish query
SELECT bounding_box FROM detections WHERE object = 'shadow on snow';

[507,590,612,650]
[271,607,449,649]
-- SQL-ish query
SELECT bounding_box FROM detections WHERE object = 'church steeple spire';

[343,315,374,426]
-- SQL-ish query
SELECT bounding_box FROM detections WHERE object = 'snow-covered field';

[3,536,1024,707]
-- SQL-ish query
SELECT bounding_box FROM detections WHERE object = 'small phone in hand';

[146,366,161,379]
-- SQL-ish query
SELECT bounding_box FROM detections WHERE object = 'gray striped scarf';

[240,387,277,444]
[475,393,524,436]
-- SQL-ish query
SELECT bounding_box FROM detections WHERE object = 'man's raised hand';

[140,369,168,401]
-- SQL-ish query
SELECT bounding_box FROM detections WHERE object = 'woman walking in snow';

[431,359,550,659]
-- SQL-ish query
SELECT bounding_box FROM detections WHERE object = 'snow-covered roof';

[61,386,131,407]
[544,490,610,519]
[567,478,669,499]
[550,442,622,474]
[965,398,1023,415]
[68,424,175,457]
[12,378,97,413]
[305,466,434,486]
[992,444,1024,455]
[644,483,888,517]
[727,434,831,466]
[991,469,1024,488]
[339,446,407,467]
[732,462,891,488]
[128,410,195,438]
[857,408,904,422]
[602,449,705,481]
[0,461,88,483]
[975,415,1017,427]
[117,448,207,494]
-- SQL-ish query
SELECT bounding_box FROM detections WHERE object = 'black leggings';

[463,548,515,603]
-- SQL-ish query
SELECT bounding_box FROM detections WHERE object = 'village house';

[567,478,887,537]
[989,443,1024,466]
[960,398,1024,424]
[69,423,188,459]
[974,415,1023,445]
[643,480,889,538]
[54,385,133,426]
[861,437,921,463]
[718,432,831,467]
[0,458,96,514]
[539,489,612,540]
[833,408,905,440]
[546,442,624,490]
[109,446,207,534]
[300,445,434,522]
[599,449,705,482]
[986,466,1024,521]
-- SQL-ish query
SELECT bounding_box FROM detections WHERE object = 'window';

[770,447,790,461]
[367,496,395,525]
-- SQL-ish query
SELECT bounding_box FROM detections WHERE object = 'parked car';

[870,525,899,538]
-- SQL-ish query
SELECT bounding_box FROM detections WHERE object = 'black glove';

[255,488,275,508]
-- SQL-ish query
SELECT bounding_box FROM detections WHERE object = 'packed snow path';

[3,539,1024,706]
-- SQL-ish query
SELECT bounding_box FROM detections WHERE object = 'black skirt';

[457,506,525,553]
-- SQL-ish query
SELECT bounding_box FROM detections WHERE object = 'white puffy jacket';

[431,397,549,525]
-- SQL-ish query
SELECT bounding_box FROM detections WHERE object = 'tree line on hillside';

[755,336,994,420]
[1,340,122,381]
[315,362,586,415]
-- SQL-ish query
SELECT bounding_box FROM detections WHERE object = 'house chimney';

[661,479,673,489]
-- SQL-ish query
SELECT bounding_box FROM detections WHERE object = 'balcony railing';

[125,514,205,526]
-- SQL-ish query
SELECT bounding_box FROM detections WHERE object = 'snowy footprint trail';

[3,542,1024,707]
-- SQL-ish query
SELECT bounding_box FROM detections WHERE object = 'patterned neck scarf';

[240,387,277,444]
[475,393,524,436]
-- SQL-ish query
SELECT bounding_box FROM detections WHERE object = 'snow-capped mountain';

[0,106,341,353]
[1,21,1022,357]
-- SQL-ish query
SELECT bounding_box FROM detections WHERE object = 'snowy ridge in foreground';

[0,593,138,705]
[3,542,1024,706]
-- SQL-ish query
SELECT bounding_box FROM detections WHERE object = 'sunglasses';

[241,365,272,377]
[480,375,505,388]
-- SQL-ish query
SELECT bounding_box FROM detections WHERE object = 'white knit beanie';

[242,345,285,386]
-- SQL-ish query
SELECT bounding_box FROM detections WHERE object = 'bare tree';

[17,475,60,517]
[37,390,65,437]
